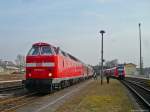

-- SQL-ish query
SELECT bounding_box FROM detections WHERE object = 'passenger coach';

[104,64,125,79]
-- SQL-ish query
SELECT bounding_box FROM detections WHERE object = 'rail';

[0,92,38,112]
[0,85,24,93]
[121,79,150,110]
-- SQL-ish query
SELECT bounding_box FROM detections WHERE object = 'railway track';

[0,92,38,112]
[0,78,91,112]
[0,84,24,93]
[121,79,150,111]
[126,77,150,90]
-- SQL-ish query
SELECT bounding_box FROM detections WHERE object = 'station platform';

[0,74,23,88]
[0,80,22,84]
[54,78,136,112]
[0,73,24,82]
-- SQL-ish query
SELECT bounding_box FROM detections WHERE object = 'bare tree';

[0,60,7,70]
[15,54,25,72]
[105,59,118,68]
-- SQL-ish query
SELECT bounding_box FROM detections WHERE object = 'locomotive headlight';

[48,73,52,77]
[29,73,31,77]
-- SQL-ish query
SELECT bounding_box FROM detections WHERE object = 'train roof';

[32,42,84,64]
[33,42,56,47]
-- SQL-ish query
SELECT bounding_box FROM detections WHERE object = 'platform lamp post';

[139,23,143,75]
[99,30,105,85]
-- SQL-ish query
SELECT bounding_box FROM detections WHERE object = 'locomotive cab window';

[28,46,40,56]
[41,46,53,55]
[28,46,53,56]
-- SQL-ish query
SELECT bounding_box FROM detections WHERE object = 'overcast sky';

[0,0,150,67]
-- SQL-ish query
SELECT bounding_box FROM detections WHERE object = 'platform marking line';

[0,80,22,83]
[35,80,92,112]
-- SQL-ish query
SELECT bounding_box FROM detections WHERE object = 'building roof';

[125,63,136,67]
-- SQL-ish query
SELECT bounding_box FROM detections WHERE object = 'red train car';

[24,42,93,91]
[104,65,125,79]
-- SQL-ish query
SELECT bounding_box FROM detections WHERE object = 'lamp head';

[100,30,105,34]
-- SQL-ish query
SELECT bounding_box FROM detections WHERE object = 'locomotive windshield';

[118,67,124,72]
[41,46,53,55]
[28,46,40,56]
[28,46,53,56]
[117,65,124,74]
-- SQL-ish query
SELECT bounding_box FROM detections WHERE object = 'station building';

[0,66,4,73]
[124,63,137,75]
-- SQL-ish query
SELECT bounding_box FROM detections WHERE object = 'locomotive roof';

[33,42,56,48]
[32,42,84,64]
[67,53,80,62]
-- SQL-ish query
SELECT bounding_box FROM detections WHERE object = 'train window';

[61,51,68,57]
[41,46,53,55]
[62,52,66,56]
[28,46,40,56]
[63,60,65,67]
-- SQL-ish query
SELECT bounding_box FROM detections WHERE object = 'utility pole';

[139,23,143,75]
[99,30,105,85]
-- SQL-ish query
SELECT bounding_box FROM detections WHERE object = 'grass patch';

[55,79,135,112]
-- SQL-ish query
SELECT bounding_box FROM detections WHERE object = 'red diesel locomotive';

[24,42,93,91]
